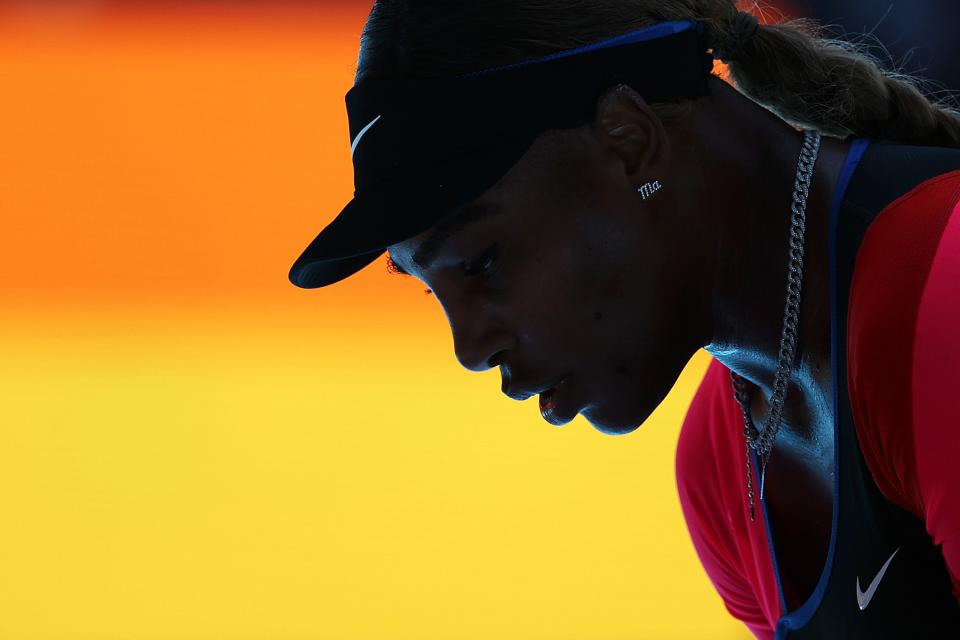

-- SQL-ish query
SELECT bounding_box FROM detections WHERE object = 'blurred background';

[797,0,959,92]
[0,2,955,639]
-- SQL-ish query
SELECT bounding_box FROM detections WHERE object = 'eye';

[462,243,499,279]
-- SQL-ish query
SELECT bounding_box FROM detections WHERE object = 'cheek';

[588,264,629,302]
[503,215,652,348]
[514,240,638,350]
[574,234,639,310]
[567,230,667,359]
[501,239,593,340]
[572,209,646,302]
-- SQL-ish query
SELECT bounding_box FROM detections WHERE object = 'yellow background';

[0,3,751,638]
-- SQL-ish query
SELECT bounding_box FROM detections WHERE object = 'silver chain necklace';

[729,129,822,522]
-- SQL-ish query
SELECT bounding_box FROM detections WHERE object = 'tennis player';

[288,2,960,637]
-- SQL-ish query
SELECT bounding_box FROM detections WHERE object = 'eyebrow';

[387,201,503,276]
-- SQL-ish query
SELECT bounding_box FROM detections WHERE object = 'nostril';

[487,350,507,368]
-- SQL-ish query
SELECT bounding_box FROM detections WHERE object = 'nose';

[453,326,511,372]
[446,302,513,373]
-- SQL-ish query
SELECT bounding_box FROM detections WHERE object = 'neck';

[681,77,850,440]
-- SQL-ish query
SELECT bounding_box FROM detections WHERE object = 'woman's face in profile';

[387,125,707,435]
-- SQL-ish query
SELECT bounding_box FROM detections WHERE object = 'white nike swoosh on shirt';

[350,114,381,159]
[856,546,900,611]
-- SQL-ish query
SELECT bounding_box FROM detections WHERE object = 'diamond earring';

[638,180,662,199]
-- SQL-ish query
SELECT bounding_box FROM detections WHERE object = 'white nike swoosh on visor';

[350,114,382,159]
[856,546,900,611]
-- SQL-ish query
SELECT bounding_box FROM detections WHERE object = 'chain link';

[729,129,822,522]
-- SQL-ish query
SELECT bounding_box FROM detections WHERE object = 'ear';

[591,84,671,185]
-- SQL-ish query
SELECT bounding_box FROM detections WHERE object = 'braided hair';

[356,0,960,147]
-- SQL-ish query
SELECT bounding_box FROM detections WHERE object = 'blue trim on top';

[459,20,704,78]
[756,446,790,614]
[769,137,873,639]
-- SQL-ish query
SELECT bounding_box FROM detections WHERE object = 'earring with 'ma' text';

[638,180,662,199]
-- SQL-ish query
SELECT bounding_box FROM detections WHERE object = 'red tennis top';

[675,156,960,638]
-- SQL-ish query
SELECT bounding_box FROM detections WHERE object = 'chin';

[580,402,645,436]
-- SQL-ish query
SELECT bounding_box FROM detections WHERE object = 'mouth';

[539,374,573,426]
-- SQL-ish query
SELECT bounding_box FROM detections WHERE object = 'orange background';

[0,3,785,638]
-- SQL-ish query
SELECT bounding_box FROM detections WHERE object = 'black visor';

[289,19,715,289]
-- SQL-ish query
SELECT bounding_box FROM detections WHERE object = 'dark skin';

[387,74,851,611]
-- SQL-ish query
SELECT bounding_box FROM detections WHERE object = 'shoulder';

[846,162,960,515]
[675,358,748,544]
[675,357,782,635]
[845,161,960,599]
[676,357,740,500]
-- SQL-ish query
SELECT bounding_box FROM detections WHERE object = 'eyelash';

[462,243,500,279]
[421,243,499,296]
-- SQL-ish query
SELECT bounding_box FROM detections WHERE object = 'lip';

[503,372,568,402]
[539,374,574,426]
